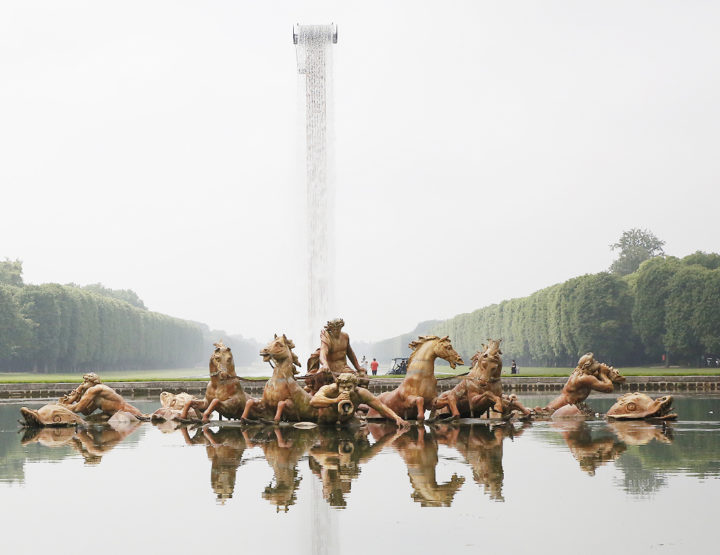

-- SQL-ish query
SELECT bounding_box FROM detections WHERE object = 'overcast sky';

[2,1,719,348]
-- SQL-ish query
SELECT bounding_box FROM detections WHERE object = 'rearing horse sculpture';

[241,334,315,422]
[181,341,248,422]
[432,339,531,420]
[243,334,408,428]
[366,335,464,422]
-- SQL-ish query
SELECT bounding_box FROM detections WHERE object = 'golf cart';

[387,357,408,375]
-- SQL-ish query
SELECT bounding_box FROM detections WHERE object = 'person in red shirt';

[370,358,379,376]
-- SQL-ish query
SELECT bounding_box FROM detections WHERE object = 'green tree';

[664,265,707,363]
[610,229,665,276]
[682,251,720,270]
[0,285,33,368]
[632,257,680,359]
[0,259,24,287]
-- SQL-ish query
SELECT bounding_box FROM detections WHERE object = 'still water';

[1,394,719,554]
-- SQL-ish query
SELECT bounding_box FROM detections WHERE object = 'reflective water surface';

[2,394,719,554]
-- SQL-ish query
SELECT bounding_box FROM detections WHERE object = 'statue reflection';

[552,420,626,475]
[434,421,529,502]
[21,420,141,465]
[246,426,318,512]
[307,426,405,508]
[181,427,248,503]
[607,420,674,446]
[368,422,465,507]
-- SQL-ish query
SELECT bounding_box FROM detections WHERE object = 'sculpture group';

[19,318,677,431]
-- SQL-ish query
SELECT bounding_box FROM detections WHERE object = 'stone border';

[2,375,719,401]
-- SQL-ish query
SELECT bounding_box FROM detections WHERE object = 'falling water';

[295,24,337,356]
[295,23,339,555]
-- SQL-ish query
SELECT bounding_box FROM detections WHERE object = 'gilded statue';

[243,334,407,427]
[50,372,145,420]
[180,341,248,421]
[607,393,677,420]
[304,318,369,394]
[539,353,625,415]
[152,392,202,422]
[366,335,464,422]
[310,372,408,427]
[432,339,531,420]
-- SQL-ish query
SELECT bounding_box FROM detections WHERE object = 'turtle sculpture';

[607,393,677,420]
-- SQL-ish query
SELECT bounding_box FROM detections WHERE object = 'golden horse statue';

[432,339,531,420]
[366,335,464,422]
[180,341,248,421]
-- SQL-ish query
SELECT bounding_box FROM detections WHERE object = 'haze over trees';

[0,260,203,372]
[366,233,720,368]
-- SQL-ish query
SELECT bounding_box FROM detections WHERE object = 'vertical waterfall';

[295,24,339,555]
[295,24,337,356]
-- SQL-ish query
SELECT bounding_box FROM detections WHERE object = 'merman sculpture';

[20,372,145,427]
[59,372,145,418]
[365,335,464,422]
[538,353,625,415]
[432,339,531,420]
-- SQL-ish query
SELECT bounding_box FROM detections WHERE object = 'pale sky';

[2,1,719,347]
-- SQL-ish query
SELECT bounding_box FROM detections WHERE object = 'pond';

[1,394,719,554]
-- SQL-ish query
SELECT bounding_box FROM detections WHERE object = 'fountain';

[294,23,338,354]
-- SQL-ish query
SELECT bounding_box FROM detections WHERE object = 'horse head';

[470,339,503,379]
[210,340,236,377]
[260,334,302,369]
[431,336,465,369]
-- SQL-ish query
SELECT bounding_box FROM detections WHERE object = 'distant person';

[360,355,368,372]
[370,358,379,376]
[511,360,518,375]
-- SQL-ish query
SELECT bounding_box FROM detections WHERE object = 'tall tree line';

[429,252,720,367]
[0,261,203,372]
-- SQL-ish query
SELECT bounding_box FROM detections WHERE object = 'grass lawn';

[2,366,719,384]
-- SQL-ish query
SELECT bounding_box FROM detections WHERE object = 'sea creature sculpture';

[19,404,87,428]
[538,353,625,415]
[366,335,464,422]
[432,339,531,420]
[607,393,677,420]
[180,341,248,422]
[151,392,202,421]
[24,372,145,423]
